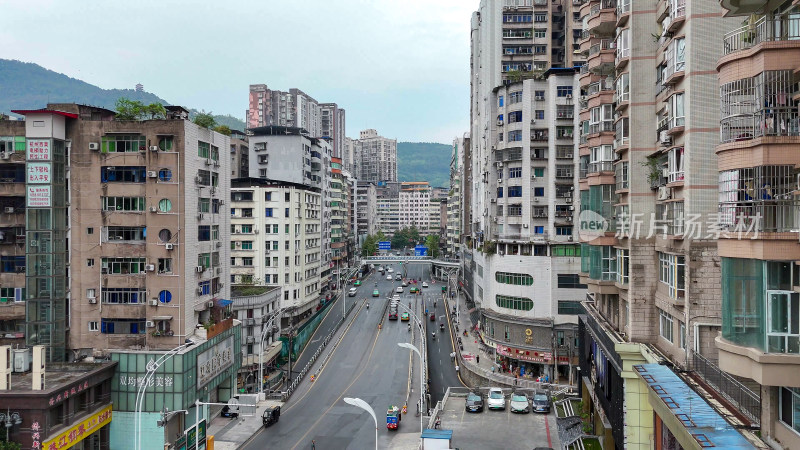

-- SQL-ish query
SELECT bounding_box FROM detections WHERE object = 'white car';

[509,393,530,413]
[388,268,394,273]
[396,286,404,293]
[422,282,429,288]
[487,388,505,410]
[387,275,392,280]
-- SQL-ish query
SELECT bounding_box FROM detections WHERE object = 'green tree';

[391,229,410,249]
[114,97,145,120]
[214,125,232,136]
[193,111,216,129]
[362,234,377,257]
[425,234,440,258]
[407,225,421,245]
[145,102,166,119]
[0,440,21,450]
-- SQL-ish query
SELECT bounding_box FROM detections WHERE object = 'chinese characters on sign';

[613,212,763,240]
[27,186,52,207]
[118,375,174,388]
[27,163,51,184]
[48,380,90,407]
[42,404,112,450]
[197,336,234,387]
[26,139,51,161]
[496,345,552,363]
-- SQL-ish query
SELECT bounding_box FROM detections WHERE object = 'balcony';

[723,12,800,56]
[586,0,617,36]
[616,0,630,24]
[588,161,614,174]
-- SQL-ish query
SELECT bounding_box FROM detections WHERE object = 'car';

[532,391,551,413]
[510,393,530,413]
[396,286,404,293]
[354,280,362,286]
[401,312,410,321]
[465,392,484,412]
[387,275,392,280]
[388,309,398,320]
[388,268,394,273]
[221,404,239,418]
[402,281,408,287]
[372,290,380,297]
[409,287,419,294]
[422,282,429,288]
[348,287,358,297]
[430,313,435,321]
[487,388,505,410]
[395,274,402,281]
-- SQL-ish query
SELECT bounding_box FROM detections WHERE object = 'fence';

[690,352,761,426]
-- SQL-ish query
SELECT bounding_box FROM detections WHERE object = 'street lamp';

[259,309,283,398]
[0,412,22,442]
[343,397,378,450]
[397,342,424,433]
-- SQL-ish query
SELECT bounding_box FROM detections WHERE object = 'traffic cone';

[402,404,407,414]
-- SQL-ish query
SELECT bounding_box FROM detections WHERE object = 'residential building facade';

[399,182,432,231]
[247,85,325,138]
[320,103,346,158]
[355,181,377,244]
[352,129,397,183]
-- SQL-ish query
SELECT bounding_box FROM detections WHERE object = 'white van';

[348,287,358,297]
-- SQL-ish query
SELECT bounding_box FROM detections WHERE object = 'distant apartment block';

[352,129,397,183]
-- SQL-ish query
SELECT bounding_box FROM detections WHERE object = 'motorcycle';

[440,323,445,332]
[366,303,369,309]
[408,324,411,332]
[431,332,436,340]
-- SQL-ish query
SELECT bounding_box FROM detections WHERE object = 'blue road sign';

[379,241,391,250]
[414,245,428,256]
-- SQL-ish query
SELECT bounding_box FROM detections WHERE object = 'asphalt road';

[244,264,427,450]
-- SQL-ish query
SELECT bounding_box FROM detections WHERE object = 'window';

[242,257,253,266]
[534,187,544,197]
[101,318,146,334]
[509,91,523,103]
[158,198,172,213]
[535,110,544,120]
[86,258,95,267]
[507,204,522,216]
[199,198,210,213]
[767,291,800,353]
[242,241,253,250]
[556,226,573,236]
[89,321,99,332]
[558,301,585,315]
[659,309,674,342]
[497,187,504,198]
[508,111,522,123]
[495,272,533,286]
[198,253,211,269]
[158,168,173,182]
[158,136,173,151]
[534,29,546,38]
[679,321,686,349]
[668,93,685,128]
[265,208,273,217]
[552,245,581,257]
[212,225,219,240]
[199,281,211,296]
[0,288,23,303]
[508,186,522,197]
[101,258,146,275]
[658,252,685,299]
[101,288,147,304]
[780,387,800,434]
[616,249,629,284]
[558,274,587,289]
[498,95,504,107]
[495,295,534,311]
[101,166,146,183]
[197,169,211,186]
[285,208,290,218]
[103,226,145,242]
[198,226,211,241]
[101,135,145,153]
[534,13,547,22]
[507,130,522,141]
[557,86,573,97]
[508,167,522,178]
[158,258,172,274]
[198,141,210,158]
[668,147,684,182]
[210,145,219,162]
[533,167,544,178]
[534,90,545,100]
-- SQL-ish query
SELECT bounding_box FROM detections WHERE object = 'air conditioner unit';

[565,198,572,203]
[530,119,536,124]
[89,143,100,151]
[29,240,38,247]
[498,179,503,184]
[150,299,159,306]
[204,159,211,166]
[497,120,504,126]
[148,171,158,178]
[498,250,505,256]
[146,321,155,328]
[3,207,14,214]
[566,94,572,99]
[235,241,241,247]
[195,265,205,273]
[215,241,221,248]
[568,236,573,241]
[0,153,10,160]
[197,213,204,220]
[196,287,204,295]
[491,198,496,203]
[215,267,221,275]
[207,301,214,308]
[493,217,498,223]
[265,250,271,255]
[165,243,174,250]
[149,145,159,152]
[523,224,529,228]
[145,264,155,272]
[569,205,575,211]
[149,207,158,213]
[534,198,540,202]
[88,298,97,304]
[660,130,672,145]
[213,161,220,167]
[531,175,537,180]
[195,175,203,184]
[566,216,573,222]
[657,187,672,201]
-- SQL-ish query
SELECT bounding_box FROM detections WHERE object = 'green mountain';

[0,59,245,130]
[397,142,451,188]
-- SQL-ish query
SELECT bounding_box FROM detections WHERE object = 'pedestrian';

[312,440,316,450]
[455,365,459,373]
[476,355,480,364]
[514,377,518,387]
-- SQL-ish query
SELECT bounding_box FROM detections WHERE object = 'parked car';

[422,282,429,288]
[487,388,505,410]
[221,404,239,418]
[465,392,484,412]
[510,393,530,413]
[532,391,551,413]
[348,287,358,297]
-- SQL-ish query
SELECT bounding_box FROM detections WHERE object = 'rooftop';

[634,364,764,449]
[5,361,116,394]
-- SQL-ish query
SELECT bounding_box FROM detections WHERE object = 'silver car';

[487,388,505,410]
[510,393,530,413]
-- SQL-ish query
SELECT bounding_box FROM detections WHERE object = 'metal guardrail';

[690,353,761,426]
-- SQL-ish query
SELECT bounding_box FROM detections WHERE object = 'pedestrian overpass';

[361,256,460,281]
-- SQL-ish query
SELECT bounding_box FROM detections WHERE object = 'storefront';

[495,343,552,380]
[0,358,116,450]
[108,323,241,450]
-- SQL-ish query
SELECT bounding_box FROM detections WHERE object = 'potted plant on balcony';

[151,330,162,337]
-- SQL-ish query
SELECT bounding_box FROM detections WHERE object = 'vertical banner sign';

[26,139,51,161]
[26,139,53,208]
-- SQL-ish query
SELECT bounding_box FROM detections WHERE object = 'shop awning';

[216,299,233,307]
[153,315,173,321]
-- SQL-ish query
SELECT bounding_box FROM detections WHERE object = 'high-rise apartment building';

[355,181,377,243]
[714,2,800,448]
[447,135,468,257]
[399,182,431,231]
[343,137,356,174]
[3,104,241,449]
[320,103,346,158]
[229,129,249,179]
[352,129,397,183]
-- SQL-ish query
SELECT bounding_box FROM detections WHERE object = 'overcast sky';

[2,0,474,143]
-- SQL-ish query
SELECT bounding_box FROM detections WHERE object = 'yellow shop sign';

[42,404,112,450]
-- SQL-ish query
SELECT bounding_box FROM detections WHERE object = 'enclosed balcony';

[586,0,617,37]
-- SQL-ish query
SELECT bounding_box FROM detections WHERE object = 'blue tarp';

[216,299,233,307]
[421,429,452,440]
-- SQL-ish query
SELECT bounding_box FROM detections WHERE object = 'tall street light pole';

[397,342,424,433]
[258,309,283,399]
[343,397,378,450]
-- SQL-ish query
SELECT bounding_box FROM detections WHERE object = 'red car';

[430,313,435,321]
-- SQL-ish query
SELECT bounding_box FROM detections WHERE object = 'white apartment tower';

[352,129,397,183]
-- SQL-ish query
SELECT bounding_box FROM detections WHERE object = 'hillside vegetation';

[397,141,451,188]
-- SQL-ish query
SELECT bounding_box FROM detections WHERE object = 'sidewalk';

[208,399,283,450]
